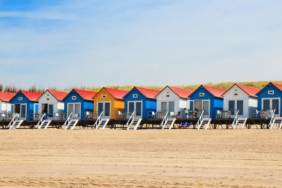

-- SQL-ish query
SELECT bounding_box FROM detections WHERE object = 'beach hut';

[93,87,128,119]
[222,84,260,118]
[0,91,16,116]
[189,85,227,118]
[155,86,193,116]
[63,89,97,120]
[37,90,68,119]
[123,87,160,119]
[256,82,282,117]
[10,90,43,120]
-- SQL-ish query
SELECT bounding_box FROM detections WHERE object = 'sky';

[0,0,282,89]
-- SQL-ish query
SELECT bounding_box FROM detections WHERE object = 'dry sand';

[0,128,282,188]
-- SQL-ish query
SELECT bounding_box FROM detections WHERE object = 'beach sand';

[0,128,281,187]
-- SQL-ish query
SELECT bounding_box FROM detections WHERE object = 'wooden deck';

[0,118,273,129]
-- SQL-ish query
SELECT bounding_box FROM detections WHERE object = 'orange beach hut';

[93,87,128,119]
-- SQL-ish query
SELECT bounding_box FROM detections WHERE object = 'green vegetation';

[86,81,282,92]
[1,81,281,93]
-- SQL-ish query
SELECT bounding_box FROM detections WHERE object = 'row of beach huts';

[0,82,281,122]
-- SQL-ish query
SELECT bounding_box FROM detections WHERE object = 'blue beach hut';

[189,85,227,118]
[10,90,43,120]
[256,82,282,117]
[123,87,160,119]
[63,89,97,120]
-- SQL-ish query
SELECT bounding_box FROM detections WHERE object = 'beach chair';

[179,122,186,129]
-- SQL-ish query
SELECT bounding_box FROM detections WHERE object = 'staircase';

[96,119,110,129]
[38,120,52,129]
[232,118,247,129]
[197,118,212,130]
[35,113,46,129]
[127,118,142,130]
[161,118,176,130]
[65,119,79,130]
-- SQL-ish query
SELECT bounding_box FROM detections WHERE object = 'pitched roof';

[235,84,260,98]
[0,91,16,102]
[257,82,282,95]
[271,82,282,92]
[168,86,193,99]
[201,85,227,98]
[47,90,69,101]
[134,87,160,99]
[74,89,97,101]
[20,90,43,102]
[155,86,193,99]
[104,87,128,100]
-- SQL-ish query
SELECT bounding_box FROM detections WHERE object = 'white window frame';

[261,98,280,117]
[72,96,77,100]
[133,94,138,98]
[67,102,81,119]
[199,93,205,97]
[97,101,111,118]
[127,100,143,118]
[102,95,106,98]
[13,103,27,120]
[268,90,274,95]
[18,97,23,101]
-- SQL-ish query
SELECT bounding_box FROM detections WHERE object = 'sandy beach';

[0,128,281,188]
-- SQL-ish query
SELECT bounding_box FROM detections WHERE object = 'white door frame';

[202,100,210,118]
[67,102,81,119]
[13,103,27,120]
[262,98,280,117]
[128,100,142,118]
[97,101,111,118]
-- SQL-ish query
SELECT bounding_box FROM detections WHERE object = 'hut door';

[202,100,209,118]
[42,104,48,114]
[20,104,26,119]
[104,102,110,117]
[194,100,202,111]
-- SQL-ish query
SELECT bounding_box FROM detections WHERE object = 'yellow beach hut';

[93,87,128,119]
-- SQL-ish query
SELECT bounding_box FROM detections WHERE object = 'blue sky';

[0,0,282,89]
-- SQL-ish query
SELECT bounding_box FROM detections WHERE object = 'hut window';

[166,95,170,97]
[72,96,77,100]
[199,93,205,97]
[18,97,23,101]
[133,94,138,98]
[234,93,238,96]
[268,90,274,95]
[47,98,49,100]
[102,95,106,98]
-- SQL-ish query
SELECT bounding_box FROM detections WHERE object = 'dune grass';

[86,81,281,92]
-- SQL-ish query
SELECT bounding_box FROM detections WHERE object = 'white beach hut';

[37,90,68,119]
[0,91,16,116]
[155,86,193,117]
[222,84,260,118]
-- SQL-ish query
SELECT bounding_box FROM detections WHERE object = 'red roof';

[0,91,16,102]
[21,90,43,102]
[74,89,97,101]
[135,87,160,99]
[168,86,193,99]
[104,87,128,100]
[47,90,68,101]
[271,82,282,92]
[236,84,260,98]
[201,85,227,98]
